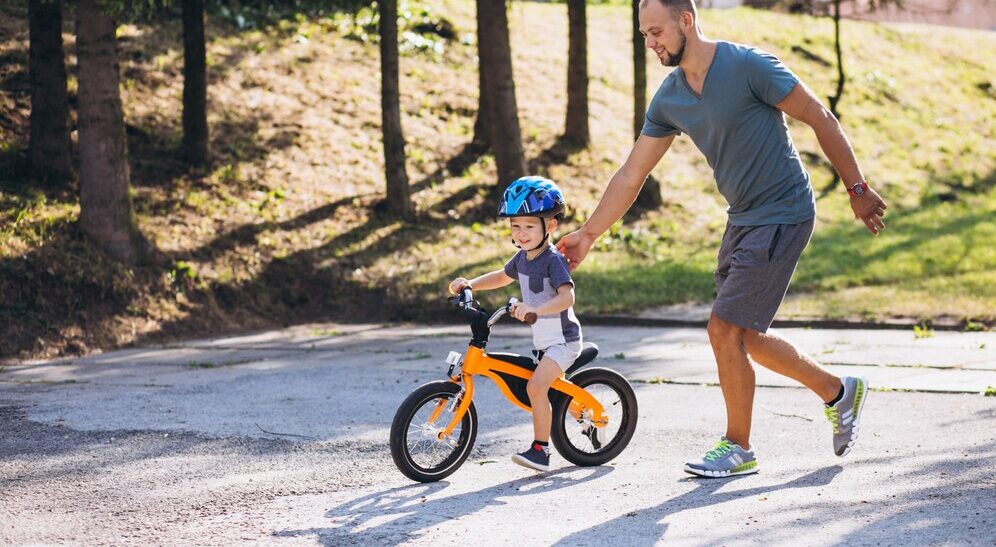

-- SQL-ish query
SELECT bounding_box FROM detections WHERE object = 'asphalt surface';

[2,323,994,545]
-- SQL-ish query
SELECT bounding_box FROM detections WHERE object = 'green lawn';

[1,1,993,359]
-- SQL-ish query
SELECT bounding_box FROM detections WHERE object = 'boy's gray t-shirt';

[504,245,582,350]
[642,41,816,226]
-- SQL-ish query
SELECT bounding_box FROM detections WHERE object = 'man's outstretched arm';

[776,83,888,235]
[557,134,674,269]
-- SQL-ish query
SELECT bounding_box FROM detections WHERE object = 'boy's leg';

[527,357,564,442]
[512,357,564,472]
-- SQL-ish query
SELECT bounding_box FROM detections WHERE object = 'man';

[557,0,887,478]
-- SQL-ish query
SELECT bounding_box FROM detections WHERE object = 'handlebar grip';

[523,312,537,325]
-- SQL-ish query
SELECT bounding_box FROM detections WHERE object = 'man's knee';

[707,314,746,347]
[742,328,763,349]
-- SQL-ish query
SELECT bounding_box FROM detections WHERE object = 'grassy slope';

[1,1,994,359]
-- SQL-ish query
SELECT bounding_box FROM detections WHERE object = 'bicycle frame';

[434,344,608,440]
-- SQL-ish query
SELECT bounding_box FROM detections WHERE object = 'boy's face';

[509,216,556,249]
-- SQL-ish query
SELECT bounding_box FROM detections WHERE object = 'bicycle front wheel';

[390,381,477,482]
[551,368,638,467]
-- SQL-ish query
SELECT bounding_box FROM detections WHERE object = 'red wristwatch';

[847,181,869,197]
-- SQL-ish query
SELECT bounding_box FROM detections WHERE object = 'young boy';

[448,176,582,472]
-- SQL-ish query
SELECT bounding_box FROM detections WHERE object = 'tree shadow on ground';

[272,465,615,545]
[553,465,843,546]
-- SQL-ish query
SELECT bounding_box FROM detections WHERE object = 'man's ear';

[681,10,695,30]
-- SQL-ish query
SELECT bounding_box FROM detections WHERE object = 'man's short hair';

[641,0,698,19]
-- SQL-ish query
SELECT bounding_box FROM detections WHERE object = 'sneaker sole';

[683,464,759,478]
[837,376,869,457]
[512,454,551,472]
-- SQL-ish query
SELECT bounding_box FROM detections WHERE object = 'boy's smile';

[510,216,556,256]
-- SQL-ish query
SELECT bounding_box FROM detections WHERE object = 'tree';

[797,0,932,192]
[182,0,209,165]
[378,0,414,219]
[75,0,151,264]
[28,0,72,186]
[564,0,589,145]
[476,0,526,187]
[630,0,662,212]
[471,41,491,150]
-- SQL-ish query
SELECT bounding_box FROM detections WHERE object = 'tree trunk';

[477,0,526,187]
[471,0,491,150]
[823,0,845,191]
[564,0,589,145]
[378,0,413,220]
[828,0,845,120]
[631,0,662,213]
[28,0,72,186]
[632,0,646,142]
[472,46,491,150]
[182,0,209,165]
[76,0,150,264]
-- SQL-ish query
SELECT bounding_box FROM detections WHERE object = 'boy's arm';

[450,270,514,293]
[512,284,575,320]
[537,283,575,315]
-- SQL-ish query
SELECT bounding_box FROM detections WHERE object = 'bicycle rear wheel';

[551,368,638,467]
[390,381,477,482]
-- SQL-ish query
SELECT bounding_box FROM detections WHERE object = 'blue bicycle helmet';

[497,176,566,220]
[498,176,567,251]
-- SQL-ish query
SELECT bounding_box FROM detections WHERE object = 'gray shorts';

[539,341,583,372]
[713,218,814,333]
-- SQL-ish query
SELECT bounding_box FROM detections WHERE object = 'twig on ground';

[760,406,814,422]
[254,422,316,439]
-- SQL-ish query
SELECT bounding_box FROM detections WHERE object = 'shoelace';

[704,439,734,462]
[824,406,841,434]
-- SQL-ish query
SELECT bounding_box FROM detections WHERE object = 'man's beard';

[663,31,687,67]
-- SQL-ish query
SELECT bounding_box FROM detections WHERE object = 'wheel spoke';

[405,393,468,471]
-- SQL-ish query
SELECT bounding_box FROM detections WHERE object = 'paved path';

[2,324,994,545]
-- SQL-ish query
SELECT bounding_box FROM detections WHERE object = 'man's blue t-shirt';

[642,41,816,226]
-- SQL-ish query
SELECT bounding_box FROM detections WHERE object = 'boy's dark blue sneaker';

[512,442,551,472]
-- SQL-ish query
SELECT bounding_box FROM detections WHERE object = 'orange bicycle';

[390,287,639,482]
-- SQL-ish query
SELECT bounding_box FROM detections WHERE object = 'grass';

[0,1,993,360]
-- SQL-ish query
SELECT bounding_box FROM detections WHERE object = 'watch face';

[853,185,865,196]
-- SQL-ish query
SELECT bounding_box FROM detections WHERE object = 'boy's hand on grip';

[510,301,537,324]
[448,277,470,295]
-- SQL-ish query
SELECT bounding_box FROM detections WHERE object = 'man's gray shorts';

[713,218,815,333]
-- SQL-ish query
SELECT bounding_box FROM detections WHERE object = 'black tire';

[551,367,638,467]
[390,381,478,482]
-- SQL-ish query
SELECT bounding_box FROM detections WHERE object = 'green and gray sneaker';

[824,376,868,457]
[683,438,759,478]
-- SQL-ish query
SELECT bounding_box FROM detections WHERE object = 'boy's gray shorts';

[539,341,583,372]
[712,218,815,333]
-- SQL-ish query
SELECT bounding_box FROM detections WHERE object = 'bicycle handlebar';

[453,287,536,326]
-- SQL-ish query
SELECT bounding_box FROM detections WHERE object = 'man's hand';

[556,230,597,271]
[850,186,887,235]
[510,301,536,322]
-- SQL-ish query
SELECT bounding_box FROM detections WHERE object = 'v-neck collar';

[678,41,723,100]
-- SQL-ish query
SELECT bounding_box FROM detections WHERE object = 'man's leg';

[706,313,754,450]
[742,329,841,403]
